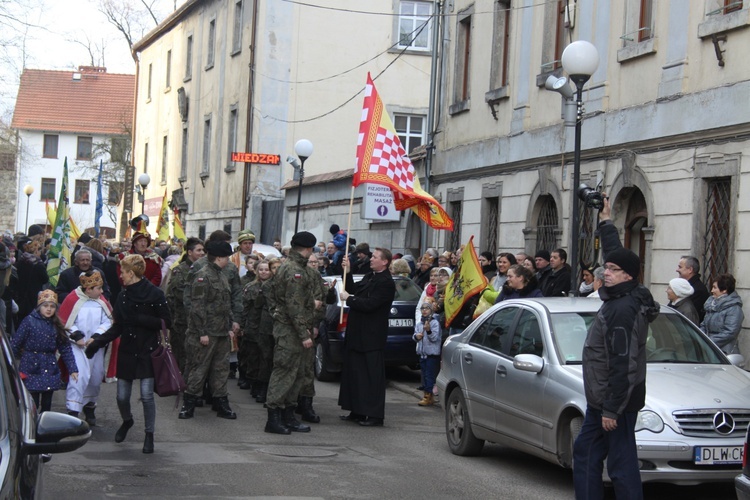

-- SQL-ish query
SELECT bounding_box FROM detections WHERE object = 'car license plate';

[389,319,413,327]
[694,446,744,465]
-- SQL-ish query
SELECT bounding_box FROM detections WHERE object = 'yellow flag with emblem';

[444,236,488,327]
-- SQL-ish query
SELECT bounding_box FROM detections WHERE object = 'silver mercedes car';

[436,298,750,485]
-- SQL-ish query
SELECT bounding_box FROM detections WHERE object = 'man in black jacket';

[338,248,396,427]
[541,248,572,297]
[676,255,710,322]
[534,250,552,292]
[573,197,659,500]
[56,249,111,303]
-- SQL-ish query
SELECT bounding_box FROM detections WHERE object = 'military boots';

[264,408,291,435]
[215,396,237,419]
[295,396,321,423]
[178,394,197,419]
[283,406,311,432]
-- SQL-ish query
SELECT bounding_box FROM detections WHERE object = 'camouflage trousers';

[238,332,256,378]
[256,333,275,382]
[184,335,230,398]
[169,325,187,375]
[266,326,307,409]
[298,343,315,398]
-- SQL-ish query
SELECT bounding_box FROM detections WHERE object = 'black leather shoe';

[339,413,365,422]
[358,417,384,427]
[115,418,134,443]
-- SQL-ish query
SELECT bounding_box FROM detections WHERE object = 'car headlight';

[635,410,664,433]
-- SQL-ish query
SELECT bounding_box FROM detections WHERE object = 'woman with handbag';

[86,254,172,454]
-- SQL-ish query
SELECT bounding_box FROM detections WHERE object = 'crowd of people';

[0,213,745,464]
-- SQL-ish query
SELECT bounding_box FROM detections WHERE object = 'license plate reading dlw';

[694,446,744,465]
[389,319,414,327]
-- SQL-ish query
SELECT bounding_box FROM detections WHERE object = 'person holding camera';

[413,300,441,407]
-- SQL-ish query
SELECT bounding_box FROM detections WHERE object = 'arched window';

[536,195,558,253]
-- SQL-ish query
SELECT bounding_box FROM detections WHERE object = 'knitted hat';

[604,247,641,279]
[79,271,103,289]
[238,230,256,244]
[37,289,58,306]
[669,278,694,299]
[291,231,316,248]
[535,250,551,262]
[206,241,233,257]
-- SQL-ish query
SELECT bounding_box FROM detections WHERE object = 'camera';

[578,183,605,210]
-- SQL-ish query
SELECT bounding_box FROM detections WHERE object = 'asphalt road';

[41,366,736,499]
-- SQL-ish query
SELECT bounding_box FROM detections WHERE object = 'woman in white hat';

[666,278,699,325]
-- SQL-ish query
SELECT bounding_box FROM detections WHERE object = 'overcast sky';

[1,0,181,118]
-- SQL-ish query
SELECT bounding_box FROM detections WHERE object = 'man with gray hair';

[587,266,606,299]
[55,249,111,303]
[676,255,710,322]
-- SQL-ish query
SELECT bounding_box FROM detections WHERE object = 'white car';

[437,298,749,485]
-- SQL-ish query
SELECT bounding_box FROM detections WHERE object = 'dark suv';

[0,327,91,498]
[314,275,422,381]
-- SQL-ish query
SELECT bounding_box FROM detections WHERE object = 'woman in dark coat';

[495,264,543,302]
[86,254,172,454]
[15,239,49,323]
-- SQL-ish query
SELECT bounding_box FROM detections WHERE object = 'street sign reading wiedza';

[231,152,281,165]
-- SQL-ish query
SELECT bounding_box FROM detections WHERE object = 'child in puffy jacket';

[413,299,441,407]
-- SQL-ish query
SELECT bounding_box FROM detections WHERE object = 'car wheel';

[566,415,584,469]
[314,343,337,382]
[445,388,484,456]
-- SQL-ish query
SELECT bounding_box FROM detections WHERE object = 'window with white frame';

[77,136,93,160]
[394,114,425,154]
[398,1,432,51]
[161,135,168,183]
[227,106,238,168]
[185,35,193,80]
[43,134,58,158]
[202,115,212,175]
[180,124,188,180]
[166,49,172,89]
[232,0,243,54]
[74,179,90,204]
[41,178,56,200]
[490,0,511,91]
[206,19,216,69]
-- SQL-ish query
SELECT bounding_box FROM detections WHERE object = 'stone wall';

[0,152,17,231]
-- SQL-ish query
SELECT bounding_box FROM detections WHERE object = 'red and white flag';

[354,73,453,230]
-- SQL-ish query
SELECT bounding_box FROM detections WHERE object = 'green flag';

[46,158,72,287]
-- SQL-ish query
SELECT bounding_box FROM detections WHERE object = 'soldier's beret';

[291,231,316,248]
[206,241,233,257]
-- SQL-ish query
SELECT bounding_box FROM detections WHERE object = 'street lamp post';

[561,40,600,296]
[137,173,151,215]
[293,139,313,234]
[23,184,34,233]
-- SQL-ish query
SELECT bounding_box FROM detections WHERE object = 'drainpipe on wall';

[421,0,442,254]
[122,52,141,239]
[240,0,260,231]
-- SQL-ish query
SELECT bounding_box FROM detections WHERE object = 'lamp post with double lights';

[292,139,313,234]
[546,40,599,296]
[23,184,34,233]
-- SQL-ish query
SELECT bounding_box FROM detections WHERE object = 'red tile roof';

[11,67,135,136]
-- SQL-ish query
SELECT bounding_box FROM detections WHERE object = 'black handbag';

[151,321,186,397]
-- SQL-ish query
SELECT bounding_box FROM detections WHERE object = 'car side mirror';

[23,412,91,456]
[727,353,745,369]
[513,353,544,374]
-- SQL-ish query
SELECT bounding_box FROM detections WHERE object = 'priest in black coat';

[338,248,396,427]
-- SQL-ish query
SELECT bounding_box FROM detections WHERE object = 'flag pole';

[340,185,356,323]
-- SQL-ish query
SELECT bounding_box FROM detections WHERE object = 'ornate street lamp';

[561,40,599,296]
[23,184,34,233]
[292,139,313,234]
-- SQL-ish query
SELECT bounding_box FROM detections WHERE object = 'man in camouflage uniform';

[165,237,205,374]
[179,241,238,420]
[183,230,243,404]
[264,231,318,434]
[294,253,332,423]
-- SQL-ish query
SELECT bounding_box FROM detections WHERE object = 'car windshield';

[393,278,422,302]
[550,311,728,365]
